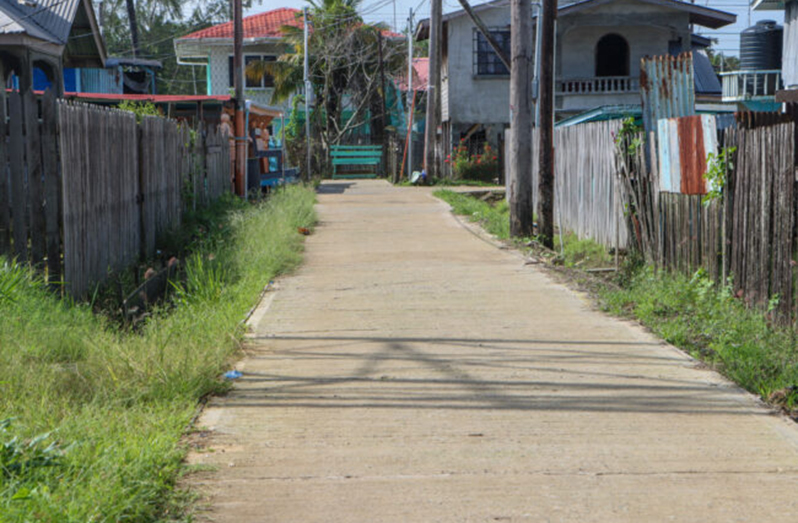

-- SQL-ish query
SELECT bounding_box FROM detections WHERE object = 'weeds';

[434,189,510,239]
[0,185,316,521]
[602,267,798,409]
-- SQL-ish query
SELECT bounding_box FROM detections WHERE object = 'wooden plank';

[24,90,45,267]
[41,90,61,285]
[0,79,8,255]
[8,92,27,262]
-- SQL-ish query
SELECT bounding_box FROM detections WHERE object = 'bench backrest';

[330,145,382,159]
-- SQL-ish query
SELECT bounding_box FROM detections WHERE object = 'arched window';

[595,34,630,77]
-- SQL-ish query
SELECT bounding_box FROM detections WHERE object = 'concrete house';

[751,0,798,102]
[174,7,303,109]
[416,0,735,150]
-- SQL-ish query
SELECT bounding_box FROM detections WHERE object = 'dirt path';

[187,180,798,522]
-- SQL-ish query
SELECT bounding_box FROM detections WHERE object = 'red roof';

[178,7,403,41]
[397,58,429,92]
[180,8,303,40]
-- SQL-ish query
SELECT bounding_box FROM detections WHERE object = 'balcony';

[556,76,640,95]
[720,70,783,102]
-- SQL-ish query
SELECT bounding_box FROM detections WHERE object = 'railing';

[720,70,782,101]
[556,76,640,95]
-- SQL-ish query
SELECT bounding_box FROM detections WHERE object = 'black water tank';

[740,20,783,70]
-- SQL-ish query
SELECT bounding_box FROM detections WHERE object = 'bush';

[446,141,499,182]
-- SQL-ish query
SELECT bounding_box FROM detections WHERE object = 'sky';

[246,0,786,57]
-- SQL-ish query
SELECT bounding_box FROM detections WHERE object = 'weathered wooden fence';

[623,116,797,322]
[0,89,231,297]
[507,120,626,248]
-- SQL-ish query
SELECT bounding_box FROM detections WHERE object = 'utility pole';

[537,0,556,248]
[304,7,311,181]
[407,7,414,180]
[424,0,441,180]
[509,0,533,237]
[378,31,387,136]
[233,0,245,197]
[533,1,543,127]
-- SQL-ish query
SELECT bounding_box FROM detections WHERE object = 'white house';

[416,0,735,151]
[750,0,798,102]
[174,7,303,109]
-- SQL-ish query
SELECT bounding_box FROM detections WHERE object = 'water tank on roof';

[740,20,783,71]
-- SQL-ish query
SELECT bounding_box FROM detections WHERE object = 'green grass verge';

[0,185,317,522]
[554,232,614,269]
[433,189,510,240]
[602,267,798,409]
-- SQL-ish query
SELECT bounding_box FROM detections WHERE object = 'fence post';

[0,75,8,256]
[41,90,61,287]
[8,92,27,262]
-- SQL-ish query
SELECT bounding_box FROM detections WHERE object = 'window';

[595,34,629,77]
[473,28,511,76]
[228,55,277,89]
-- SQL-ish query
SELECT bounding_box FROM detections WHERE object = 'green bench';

[330,145,382,179]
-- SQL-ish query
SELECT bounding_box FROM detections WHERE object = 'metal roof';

[0,0,105,63]
[692,49,722,95]
[417,0,736,39]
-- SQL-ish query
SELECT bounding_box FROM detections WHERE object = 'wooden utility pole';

[407,7,414,181]
[233,0,245,196]
[537,0,556,248]
[304,7,311,181]
[509,0,534,237]
[455,0,510,71]
[424,0,442,180]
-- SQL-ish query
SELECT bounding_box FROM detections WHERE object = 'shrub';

[446,141,499,182]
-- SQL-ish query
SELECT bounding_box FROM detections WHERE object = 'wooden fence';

[0,89,231,297]
[506,120,626,248]
[625,119,797,321]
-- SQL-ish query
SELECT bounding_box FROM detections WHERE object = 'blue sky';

[247,0,785,56]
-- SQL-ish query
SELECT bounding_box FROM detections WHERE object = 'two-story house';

[416,0,735,152]
[750,0,798,103]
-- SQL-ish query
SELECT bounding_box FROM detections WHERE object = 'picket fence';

[0,89,231,297]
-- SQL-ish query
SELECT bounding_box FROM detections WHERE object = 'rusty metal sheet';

[657,114,718,195]
[641,52,696,135]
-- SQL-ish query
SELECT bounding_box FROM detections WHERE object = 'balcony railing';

[720,70,783,102]
[556,76,640,95]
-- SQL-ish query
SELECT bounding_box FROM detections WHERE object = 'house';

[0,0,106,93]
[174,7,304,110]
[750,0,798,103]
[415,0,735,152]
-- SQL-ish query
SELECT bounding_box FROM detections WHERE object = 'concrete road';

[187,180,798,522]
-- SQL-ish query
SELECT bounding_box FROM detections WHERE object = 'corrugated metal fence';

[0,89,231,297]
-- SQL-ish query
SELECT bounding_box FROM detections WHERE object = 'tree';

[706,47,740,74]
[245,0,405,164]
[102,0,241,94]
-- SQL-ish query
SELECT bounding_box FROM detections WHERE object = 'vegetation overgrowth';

[602,267,798,411]
[433,189,510,240]
[434,190,798,414]
[0,186,316,522]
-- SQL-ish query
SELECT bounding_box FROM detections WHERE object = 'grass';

[0,185,317,522]
[433,189,510,239]
[602,266,798,410]
[432,190,798,412]
[554,232,614,269]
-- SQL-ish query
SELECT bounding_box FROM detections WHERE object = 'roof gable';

[417,0,735,38]
[0,0,106,63]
